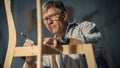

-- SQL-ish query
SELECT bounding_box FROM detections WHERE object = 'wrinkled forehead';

[42,7,61,17]
[43,6,60,13]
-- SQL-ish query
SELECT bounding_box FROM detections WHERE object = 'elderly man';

[23,0,109,68]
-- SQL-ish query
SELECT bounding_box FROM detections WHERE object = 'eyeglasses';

[43,13,62,22]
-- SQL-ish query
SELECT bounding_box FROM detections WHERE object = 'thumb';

[52,39,58,48]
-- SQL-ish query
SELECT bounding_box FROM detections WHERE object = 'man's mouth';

[50,25,56,29]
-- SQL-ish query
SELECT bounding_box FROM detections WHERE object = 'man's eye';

[49,15,55,18]
[50,16,55,19]
[44,17,48,20]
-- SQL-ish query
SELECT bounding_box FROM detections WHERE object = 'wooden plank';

[14,46,39,56]
[36,0,42,68]
[62,44,85,54]
[84,44,96,68]
[51,55,56,68]
[13,46,61,57]
[13,44,92,56]
[4,0,17,68]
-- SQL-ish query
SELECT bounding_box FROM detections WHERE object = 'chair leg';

[51,55,56,68]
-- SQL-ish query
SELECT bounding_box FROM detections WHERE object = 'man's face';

[43,7,67,35]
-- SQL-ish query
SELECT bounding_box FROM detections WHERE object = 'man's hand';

[43,37,60,48]
[43,37,84,48]
[23,39,34,64]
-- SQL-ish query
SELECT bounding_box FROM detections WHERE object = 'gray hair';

[42,0,66,13]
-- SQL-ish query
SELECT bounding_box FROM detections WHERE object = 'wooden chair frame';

[4,0,96,68]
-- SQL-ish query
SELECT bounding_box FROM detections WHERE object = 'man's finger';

[23,39,34,47]
[43,38,50,45]
[52,39,57,48]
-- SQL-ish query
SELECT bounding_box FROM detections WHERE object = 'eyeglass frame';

[43,11,64,22]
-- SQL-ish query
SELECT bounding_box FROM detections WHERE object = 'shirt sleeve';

[23,62,26,68]
[81,21,102,57]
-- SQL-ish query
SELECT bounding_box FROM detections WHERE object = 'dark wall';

[96,0,120,68]
[0,0,120,68]
[0,0,8,68]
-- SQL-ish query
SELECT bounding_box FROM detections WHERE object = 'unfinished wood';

[36,0,42,68]
[14,46,39,57]
[13,44,88,56]
[4,0,17,68]
[84,44,96,68]
[51,55,56,68]
[69,38,84,45]
[13,44,94,55]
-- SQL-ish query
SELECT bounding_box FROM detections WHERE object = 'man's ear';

[63,11,68,21]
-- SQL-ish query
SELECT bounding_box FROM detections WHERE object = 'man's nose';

[47,19,53,25]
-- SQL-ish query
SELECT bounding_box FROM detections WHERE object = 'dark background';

[0,0,120,68]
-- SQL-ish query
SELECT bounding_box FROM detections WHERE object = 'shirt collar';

[54,18,78,38]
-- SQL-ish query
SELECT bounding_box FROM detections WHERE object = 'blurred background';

[0,0,120,68]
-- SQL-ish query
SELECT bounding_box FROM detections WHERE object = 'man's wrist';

[25,56,35,68]
[57,36,69,44]
[25,61,36,68]
[26,60,34,65]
